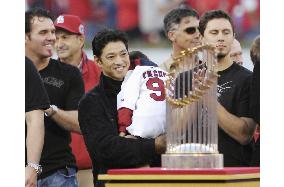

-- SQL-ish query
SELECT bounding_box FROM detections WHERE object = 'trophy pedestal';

[162,153,223,168]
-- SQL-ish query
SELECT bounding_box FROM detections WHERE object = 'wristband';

[27,162,42,174]
[45,105,58,117]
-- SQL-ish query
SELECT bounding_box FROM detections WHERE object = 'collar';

[80,51,89,74]
[99,74,123,95]
[78,58,83,72]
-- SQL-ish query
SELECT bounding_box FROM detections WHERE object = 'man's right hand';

[155,134,166,154]
[25,166,37,187]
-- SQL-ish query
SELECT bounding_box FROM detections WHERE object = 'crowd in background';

[26,0,259,45]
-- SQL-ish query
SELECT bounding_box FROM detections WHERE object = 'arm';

[79,95,160,168]
[25,110,45,187]
[45,107,81,133]
[25,58,49,187]
[118,107,133,134]
[45,67,84,134]
[217,102,256,145]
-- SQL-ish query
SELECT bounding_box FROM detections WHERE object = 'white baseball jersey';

[117,66,168,138]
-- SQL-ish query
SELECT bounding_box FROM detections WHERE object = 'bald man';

[230,39,244,66]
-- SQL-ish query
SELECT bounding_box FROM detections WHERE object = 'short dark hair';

[128,51,158,69]
[92,29,128,58]
[250,36,260,65]
[129,51,149,61]
[199,10,234,36]
[163,7,199,35]
[25,8,54,34]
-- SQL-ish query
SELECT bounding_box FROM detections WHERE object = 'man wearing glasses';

[159,7,201,72]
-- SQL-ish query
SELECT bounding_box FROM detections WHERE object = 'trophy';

[162,44,223,168]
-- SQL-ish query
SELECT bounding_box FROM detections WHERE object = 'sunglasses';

[184,27,199,35]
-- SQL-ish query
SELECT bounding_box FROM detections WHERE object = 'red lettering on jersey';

[146,77,165,101]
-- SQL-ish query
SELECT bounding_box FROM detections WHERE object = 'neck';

[102,73,123,93]
[216,54,233,71]
[172,45,185,57]
[25,50,50,71]
[60,50,83,67]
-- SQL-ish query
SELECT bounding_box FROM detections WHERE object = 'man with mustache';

[54,14,101,187]
[199,10,257,166]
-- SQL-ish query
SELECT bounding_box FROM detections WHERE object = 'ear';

[94,55,102,67]
[78,35,85,49]
[25,33,30,44]
[167,31,176,42]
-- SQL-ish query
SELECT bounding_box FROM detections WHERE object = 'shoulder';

[25,57,36,75]
[233,63,252,77]
[133,65,152,72]
[25,57,33,68]
[52,59,82,81]
[81,85,101,103]
[50,59,80,73]
[151,66,168,73]
[223,63,252,83]
[79,86,101,110]
[230,64,252,88]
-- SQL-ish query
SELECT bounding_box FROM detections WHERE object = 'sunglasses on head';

[184,27,198,34]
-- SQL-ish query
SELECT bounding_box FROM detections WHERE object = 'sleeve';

[118,107,133,133]
[236,74,252,118]
[65,67,85,110]
[78,95,156,168]
[117,67,143,110]
[25,58,50,112]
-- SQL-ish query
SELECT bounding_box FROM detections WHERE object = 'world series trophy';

[162,44,223,168]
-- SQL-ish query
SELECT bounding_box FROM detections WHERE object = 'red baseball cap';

[54,14,85,35]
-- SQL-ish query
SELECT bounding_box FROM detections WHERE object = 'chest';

[217,73,240,112]
[40,70,70,106]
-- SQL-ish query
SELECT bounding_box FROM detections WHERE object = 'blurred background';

[25,0,260,71]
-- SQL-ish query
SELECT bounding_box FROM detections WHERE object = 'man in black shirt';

[78,29,166,187]
[199,10,257,166]
[25,57,50,187]
[249,36,260,166]
[25,8,84,187]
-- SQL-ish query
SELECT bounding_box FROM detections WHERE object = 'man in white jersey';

[117,55,167,139]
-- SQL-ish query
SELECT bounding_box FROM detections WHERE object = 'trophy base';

[162,153,223,168]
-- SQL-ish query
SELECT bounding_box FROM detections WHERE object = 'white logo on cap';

[57,16,64,24]
[79,24,84,34]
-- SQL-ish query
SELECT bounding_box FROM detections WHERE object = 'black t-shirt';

[25,57,50,112]
[250,60,260,124]
[217,62,253,166]
[38,59,84,178]
[25,57,50,164]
